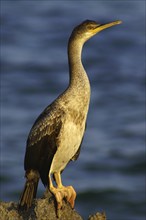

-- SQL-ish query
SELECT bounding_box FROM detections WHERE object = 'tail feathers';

[19,170,39,210]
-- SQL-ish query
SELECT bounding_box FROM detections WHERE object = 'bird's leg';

[49,174,64,209]
[54,172,76,209]
[49,172,76,209]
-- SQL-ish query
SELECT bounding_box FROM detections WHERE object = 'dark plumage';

[25,104,64,186]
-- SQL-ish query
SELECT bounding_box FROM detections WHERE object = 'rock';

[0,192,106,220]
[88,212,106,220]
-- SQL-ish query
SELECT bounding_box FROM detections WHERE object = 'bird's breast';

[49,111,86,174]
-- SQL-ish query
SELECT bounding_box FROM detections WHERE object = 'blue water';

[1,1,145,220]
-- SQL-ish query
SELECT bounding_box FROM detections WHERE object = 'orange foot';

[65,185,76,208]
[50,185,76,209]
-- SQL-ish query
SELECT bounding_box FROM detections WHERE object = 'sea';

[1,1,145,220]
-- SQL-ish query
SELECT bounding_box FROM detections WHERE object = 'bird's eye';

[93,24,100,29]
[87,24,100,30]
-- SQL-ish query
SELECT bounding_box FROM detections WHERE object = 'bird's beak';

[93,20,122,34]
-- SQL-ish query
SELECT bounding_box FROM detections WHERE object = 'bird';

[19,19,122,210]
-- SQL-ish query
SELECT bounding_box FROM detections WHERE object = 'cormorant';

[19,20,122,210]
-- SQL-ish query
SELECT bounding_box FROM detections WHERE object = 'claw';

[65,186,76,208]
[50,186,63,209]
[69,187,76,208]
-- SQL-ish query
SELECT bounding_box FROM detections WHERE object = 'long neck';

[68,37,90,92]
[57,36,90,115]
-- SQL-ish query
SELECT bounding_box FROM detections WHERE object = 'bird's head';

[71,20,122,43]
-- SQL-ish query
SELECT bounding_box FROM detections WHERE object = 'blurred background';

[1,1,145,219]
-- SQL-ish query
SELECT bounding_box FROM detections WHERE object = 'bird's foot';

[64,185,76,208]
[50,185,76,209]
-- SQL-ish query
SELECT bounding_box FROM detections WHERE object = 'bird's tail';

[19,170,39,210]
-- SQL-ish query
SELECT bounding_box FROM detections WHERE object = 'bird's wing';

[24,103,65,185]
[27,104,64,147]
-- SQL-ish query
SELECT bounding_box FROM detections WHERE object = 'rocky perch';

[0,191,106,220]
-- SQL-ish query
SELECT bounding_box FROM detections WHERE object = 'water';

[1,1,145,219]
